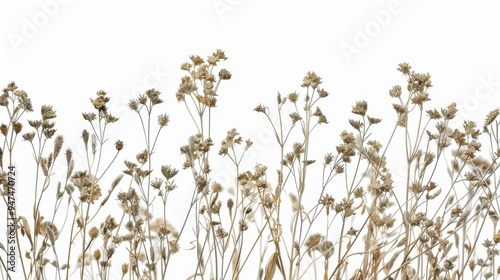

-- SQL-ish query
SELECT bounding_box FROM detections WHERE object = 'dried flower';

[484,108,499,131]
[239,220,248,231]
[218,69,232,80]
[389,85,402,97]
[301,71,322,88]
[289,112,302,124]
[161,165,178,180]
[115,140,124,151]
[441,102,457,120]
[352,100,367,116]
[41,105,57,120]
[397,62,411,75]
[157,113,169,127]
[93,249,101,261]
[82,112,96,122]
[136,149,148,164]
[146,89,163,105]
[89,226,99,239]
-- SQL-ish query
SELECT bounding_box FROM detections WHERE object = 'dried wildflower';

[392,103,406,115]
[89,226,99,239]
[180,62,192,71]
[156,113,169,128]
[52,135,64,158]
[195,175,208,193]
[389,85,402,97]
[318,241,334,259]
[72,172,102,203]
[397,62,411,75]
[239,220,248,231]
[348,119,363,130]
[114,140,124,151]
[301,71,322,88]
[289,112,302,124]
[287,92,299,103]
[160,165,178,180]
[366,116,380,125]
[324,153,334,165]
[312,107,323,117]
[227,198,234,211]
[305,234,322,252]
[105,114,118,124]
[28,120,42,129]
[41,105,57,120]
[91,90,110,114]
[0,124,7,136]
[82,130,89,147]
[397,114,407,127]
[493,231,500,244]
[136,149,148,164]
[352,100,368,116]
[411,93,430,107]
[190,55,204,66]
[244,139,253,150]
[82,112,96,122]
[146,88,163,105]
[441,102,457,120]
[408,72,432,93]
[483,108,499,131]
[93,249,101,261]
[22,132,35,142]
[212,182,223,193]
[128,99,139,111]
[218,69,232,80]
[13,122,22,134]
[340,130,355,144]
[215,226,228,239]
[254,104,266,113]
[39,221,59,241]
[465,140,481,158]
[194,64,209,80]
[293,142,304,155]
[317,88,329,98]
[426,109,441,120]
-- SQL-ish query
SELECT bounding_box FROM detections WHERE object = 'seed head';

[115,140,124,151]
[89,226,99,239]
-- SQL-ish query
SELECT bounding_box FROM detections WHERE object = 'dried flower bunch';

[1,53,500,280]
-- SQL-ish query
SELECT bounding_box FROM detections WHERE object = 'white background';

[2,0,500,279]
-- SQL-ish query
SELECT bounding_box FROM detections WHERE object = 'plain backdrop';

[1,0,500,279]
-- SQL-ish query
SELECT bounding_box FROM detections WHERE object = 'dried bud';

[93,249,101,261]
[115,140,124,151]
[13,122,22,134]
[89,226,99,239]
[227,198,234,211]
[0,124,7,136]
